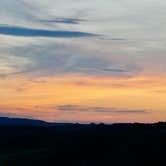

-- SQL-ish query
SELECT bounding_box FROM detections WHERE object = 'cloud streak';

[56,105,148,114]
[0,25,97,38]
[40,17,85,24]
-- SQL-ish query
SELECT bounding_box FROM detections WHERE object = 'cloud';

[1,0,166,79]
[2,41,137,78]
[40,17,85,24]
[56,105,148,114]
[93,67,128,73]
[0,25,97,38]
[0,53,33,78]
[0,69,35,78]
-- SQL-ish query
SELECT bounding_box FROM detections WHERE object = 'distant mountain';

[0,117,84,128]
[0,116,165,128]
[0,117,48,126]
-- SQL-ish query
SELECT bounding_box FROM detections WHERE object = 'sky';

[0,0,166,123]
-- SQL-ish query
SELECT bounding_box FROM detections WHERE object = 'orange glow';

[0,74,166,123]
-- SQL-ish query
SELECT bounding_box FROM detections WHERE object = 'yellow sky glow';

[0,74,166,123]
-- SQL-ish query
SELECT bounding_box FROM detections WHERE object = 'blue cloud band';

[0,25,97,38]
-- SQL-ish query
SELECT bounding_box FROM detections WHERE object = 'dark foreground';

[0,117,165,165]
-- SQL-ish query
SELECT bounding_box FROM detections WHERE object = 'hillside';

[0,117,165,165]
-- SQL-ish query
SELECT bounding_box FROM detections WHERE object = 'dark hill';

[0,117,47,126]
[0,117,165,166]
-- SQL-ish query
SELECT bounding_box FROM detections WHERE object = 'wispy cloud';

[40,17,85,25]
[56,105,148,114]
[100,68,128,73]
[0,25,97,38]
[2,41,137,78]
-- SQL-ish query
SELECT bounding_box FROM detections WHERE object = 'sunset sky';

[0,0,166,123]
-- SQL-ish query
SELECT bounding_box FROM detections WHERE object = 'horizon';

[0,116,165,125]
[1,0,166,123]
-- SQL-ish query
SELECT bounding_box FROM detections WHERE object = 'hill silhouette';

[0,117,165,165]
